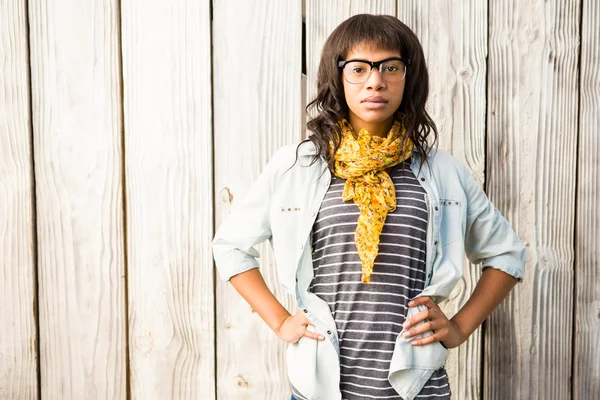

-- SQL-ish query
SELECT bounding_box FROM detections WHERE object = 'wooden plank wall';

[1,0,599,399]
[574,0,600,398]
[212,1,301,398]
[121,1,214,398]
[486,1,581,399]
[0,0,37,398]
[28,0,127,398]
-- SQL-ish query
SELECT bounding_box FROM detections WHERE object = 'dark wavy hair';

[300,14,438,172]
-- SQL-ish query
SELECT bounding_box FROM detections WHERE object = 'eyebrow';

[343,57,403,63]
[338,56,410,68]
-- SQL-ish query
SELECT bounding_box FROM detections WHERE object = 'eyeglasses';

[338,57,410,84]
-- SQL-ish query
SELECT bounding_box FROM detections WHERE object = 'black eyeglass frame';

[337,56,411,70]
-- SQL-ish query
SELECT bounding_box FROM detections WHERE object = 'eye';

[384,65,399,72]
[344,61,370,75]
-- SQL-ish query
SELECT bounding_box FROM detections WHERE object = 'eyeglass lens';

[342,60,406,84]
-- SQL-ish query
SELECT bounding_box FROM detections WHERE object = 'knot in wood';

[458,68,472,81]
[234,375,249,389]
[221,187,233,204]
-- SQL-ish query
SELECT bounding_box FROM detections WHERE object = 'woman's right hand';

[276,311,326,344]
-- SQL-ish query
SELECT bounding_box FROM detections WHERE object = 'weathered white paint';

[486,0,580,399]
[574,0,600,398]
[212,1,302,399]
[120,1,215,398]
[28,0,127,398]
[0,0,37,398]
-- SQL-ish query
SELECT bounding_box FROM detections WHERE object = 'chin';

[353,111,396,123]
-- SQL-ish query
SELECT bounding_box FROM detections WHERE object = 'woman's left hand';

[401,296,466,349]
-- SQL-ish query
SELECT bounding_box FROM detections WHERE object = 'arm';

[229,267,324,343]
[212,147,285,282]
[461,162,526,281]
[213,146,323,343]
[229,267,291,333]
[449,267,517,342]
[403,268,517,348]
[402,161,526,347]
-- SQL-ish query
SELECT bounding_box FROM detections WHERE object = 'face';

[341,41,406,136]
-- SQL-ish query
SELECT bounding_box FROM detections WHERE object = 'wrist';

[449,317,470,345]
[273,313,292,335]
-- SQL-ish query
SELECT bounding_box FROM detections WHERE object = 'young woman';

[213,14,526,400]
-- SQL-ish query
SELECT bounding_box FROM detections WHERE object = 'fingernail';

[318,335,325,340]
[402,321,409,329]
[408,301,414,306]
[402,331,410,338]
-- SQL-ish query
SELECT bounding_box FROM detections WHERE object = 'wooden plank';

[27,0,126,398]
[306,0,395,107]
[396,2,487,398]
[349,0,396,16]
[120,1,214,398]
[0,0,38,398]
[486,1,580,399]
[212,1,301,398]
[574,0,600,398]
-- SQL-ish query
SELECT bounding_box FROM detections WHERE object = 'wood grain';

[396,2,488,398]
[28,0,126,398]
[486,0,580,398]
[120,1,215,398]
[0,0,37,398]
[574,0,600,398]
[212,1,302,398]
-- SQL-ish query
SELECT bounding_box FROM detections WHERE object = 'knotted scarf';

[330,118,414,283]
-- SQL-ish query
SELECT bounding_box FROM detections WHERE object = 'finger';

[407,296,430,308]
[410,331,446,346]
[403,320,447,338]
[408,296,438,310]
[412,309,435,324]
[303,324,324,340]
[303,329,325,341]
[403,308,439,330]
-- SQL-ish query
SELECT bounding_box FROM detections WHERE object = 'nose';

[366,66,386,90]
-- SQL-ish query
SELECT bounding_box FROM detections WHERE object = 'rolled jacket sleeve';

[460,163,526,282]
[212,147,284,282]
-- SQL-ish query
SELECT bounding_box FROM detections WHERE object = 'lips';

[361,96,388,103]
[361,96,388,109]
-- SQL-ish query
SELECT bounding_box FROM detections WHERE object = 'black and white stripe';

[293,161,451,400]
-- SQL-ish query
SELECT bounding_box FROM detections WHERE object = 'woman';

[213,14,526,400]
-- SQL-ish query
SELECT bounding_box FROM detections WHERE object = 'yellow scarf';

[330,118,414,283]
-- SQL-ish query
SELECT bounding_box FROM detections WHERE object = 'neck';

[348,115,394,138]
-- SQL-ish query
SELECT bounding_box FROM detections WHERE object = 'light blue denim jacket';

[212,141,526,400]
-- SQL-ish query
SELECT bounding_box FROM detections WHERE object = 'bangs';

[333,15,407,59]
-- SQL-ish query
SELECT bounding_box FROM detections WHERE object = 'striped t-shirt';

[293,160,451,400]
